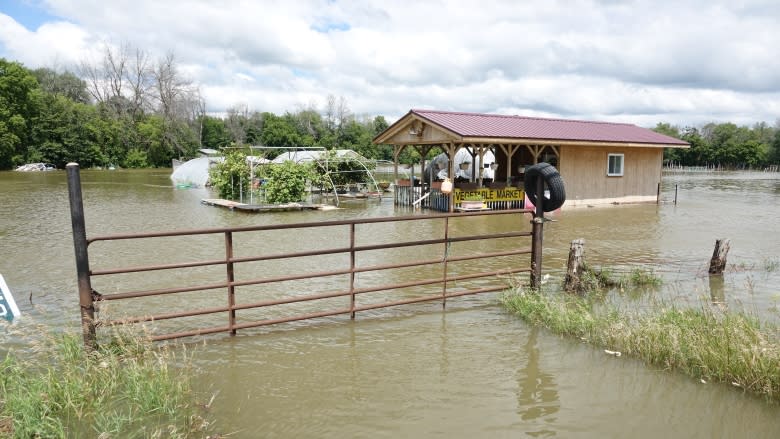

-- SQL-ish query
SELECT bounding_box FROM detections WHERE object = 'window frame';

[607,153,624,177]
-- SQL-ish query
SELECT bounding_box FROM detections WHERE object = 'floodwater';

[1,168,779,437]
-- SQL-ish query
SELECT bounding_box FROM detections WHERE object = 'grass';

[570,264,662,294]
[501,288,780,403]
[0,326,214,438]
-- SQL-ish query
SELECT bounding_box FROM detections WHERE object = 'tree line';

[0,47,392,170]
[654,122,780,169]
[2,46,779,171]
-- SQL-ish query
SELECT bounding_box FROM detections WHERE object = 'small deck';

[201,199,337,212]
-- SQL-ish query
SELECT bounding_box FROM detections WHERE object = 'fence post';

[66,163,96,349]
[708,239,730,275]
[441,216,450,308]
[225,231,237,335]
[564,238,585,293]
[530,173,545,289]
[349,223,356,319]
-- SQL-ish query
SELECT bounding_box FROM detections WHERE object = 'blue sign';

[0,274,20,322]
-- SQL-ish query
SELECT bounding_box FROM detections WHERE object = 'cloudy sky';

[1,0,778,127]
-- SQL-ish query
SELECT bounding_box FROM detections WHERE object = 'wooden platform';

[201,199,337,212]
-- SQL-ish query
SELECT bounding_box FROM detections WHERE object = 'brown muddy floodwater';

[1,169,779,437]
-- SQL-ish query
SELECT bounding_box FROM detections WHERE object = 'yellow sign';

[454,187,524,202]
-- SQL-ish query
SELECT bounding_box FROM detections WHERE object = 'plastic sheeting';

[170,156,223,187]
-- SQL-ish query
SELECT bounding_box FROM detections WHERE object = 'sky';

[0,0,778,127]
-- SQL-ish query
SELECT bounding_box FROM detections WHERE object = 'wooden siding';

[559,146,662,206]
[381,119,458,145]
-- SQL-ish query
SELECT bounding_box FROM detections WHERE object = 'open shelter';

[373,109,689,211]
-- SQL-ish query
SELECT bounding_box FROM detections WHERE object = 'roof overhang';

[374,109,689,149]
[457,137,689,149]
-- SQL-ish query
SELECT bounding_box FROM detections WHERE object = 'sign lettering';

[454,188,524,203]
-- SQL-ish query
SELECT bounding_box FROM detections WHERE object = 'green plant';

[123,148,148,168]
[624,268,662,287]
[501,289,780,403]
[0,326,214,438]
[264,160,317,204]
[570,264,661,294]
[208,150,250,200]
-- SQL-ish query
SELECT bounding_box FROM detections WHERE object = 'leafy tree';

[264,160,316,203]
[0,58,40,168]
[244,111,264,145]
[200,115,231,149]
[771,130,780,164]
[29,92,105,167]
[339,119,378,158]
[676,127,708,166]
[136,116,165,166]
[32,67,91,103]
[261,112,301,147]
[124,148,149,168]
[291,107,325,146]
[372,115,389,135]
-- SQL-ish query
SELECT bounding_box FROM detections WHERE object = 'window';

[607,153,624,176]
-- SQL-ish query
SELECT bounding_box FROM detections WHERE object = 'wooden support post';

[564,239,586,293]
[708,239,730,275]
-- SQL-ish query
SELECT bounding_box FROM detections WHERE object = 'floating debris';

[15,163,56,171]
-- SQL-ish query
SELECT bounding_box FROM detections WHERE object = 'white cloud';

[0,0,778,126]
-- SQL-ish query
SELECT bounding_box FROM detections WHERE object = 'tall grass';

[501,289,780,403]
[577,265,662,292]
[0,326,214,438]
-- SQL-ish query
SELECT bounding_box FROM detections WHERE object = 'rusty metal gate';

[67,164,547,346]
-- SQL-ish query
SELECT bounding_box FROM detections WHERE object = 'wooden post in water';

[708,239,730,275]
[66,163,96,349]
[564,239,586,293]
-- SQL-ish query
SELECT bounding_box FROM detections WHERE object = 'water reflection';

[516,326,560,437]
[708,274,726,306]
[2,170,780,437]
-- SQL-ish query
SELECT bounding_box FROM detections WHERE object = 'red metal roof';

[411,109,689,146]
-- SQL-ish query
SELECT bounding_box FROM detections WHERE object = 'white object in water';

[0,274,21,322]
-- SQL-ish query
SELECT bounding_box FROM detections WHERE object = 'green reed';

[0,326,214,438]
[501,288,780,403]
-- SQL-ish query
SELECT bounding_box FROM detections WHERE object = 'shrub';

[264,160,317,204]
[208,150,250,200]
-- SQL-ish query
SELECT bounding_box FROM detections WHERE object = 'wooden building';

[373,109,689,211]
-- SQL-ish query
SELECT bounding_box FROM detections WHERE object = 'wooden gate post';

[708,239,730,275]
[564,239,585,293]
[67,163,96,349]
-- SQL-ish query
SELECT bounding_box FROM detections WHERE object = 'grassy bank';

[0,327,213,438]
[501,289,780,403]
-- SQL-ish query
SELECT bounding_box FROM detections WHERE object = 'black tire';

[524,162,566,212]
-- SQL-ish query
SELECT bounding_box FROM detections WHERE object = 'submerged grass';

[0,326,214,438]
[572,264,662,295]
[501,288,780,403]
